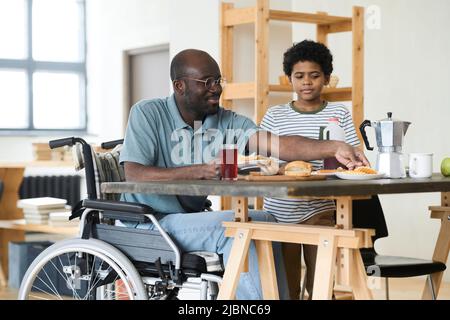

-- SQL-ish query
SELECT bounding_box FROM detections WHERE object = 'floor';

[2,278,449,300]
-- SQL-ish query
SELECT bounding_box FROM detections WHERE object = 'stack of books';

[17,197,72,225]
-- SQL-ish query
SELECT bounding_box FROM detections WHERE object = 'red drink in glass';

[221,145,238,180]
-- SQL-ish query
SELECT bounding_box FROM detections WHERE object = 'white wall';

[292,0,450,280]
[86,0,170,140]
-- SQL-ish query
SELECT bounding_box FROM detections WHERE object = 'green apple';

[441,157,450,177]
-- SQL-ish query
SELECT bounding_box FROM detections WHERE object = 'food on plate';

[316,167,346,174]
[284,161,312,177]
[344,167,378,175]
[258,159,280,176]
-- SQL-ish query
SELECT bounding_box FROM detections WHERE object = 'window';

[0,0,86,133]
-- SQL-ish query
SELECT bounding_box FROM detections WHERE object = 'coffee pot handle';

[359,120,374,151]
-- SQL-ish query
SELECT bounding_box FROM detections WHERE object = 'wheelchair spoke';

[30,281,62,300]
[32,268,63,300]
[19,239,146,300]
[83,256,108,300]
[58,254,83,300]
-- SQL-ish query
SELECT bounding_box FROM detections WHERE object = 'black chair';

[353,196,446,300]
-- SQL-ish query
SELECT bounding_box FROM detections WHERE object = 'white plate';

[312,171,337,176]
[335,172,386,180]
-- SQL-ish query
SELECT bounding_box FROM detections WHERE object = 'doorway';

[122,44,170,131]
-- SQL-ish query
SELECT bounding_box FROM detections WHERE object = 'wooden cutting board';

[240,173,326,182]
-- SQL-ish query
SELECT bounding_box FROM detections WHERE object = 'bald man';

[120,49,368,300]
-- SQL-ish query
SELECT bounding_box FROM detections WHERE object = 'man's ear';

[173,79,185,95]
[324,75,331,86]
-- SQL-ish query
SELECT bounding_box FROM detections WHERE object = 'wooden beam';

[222,82,255,100]
[336,197,353,288]
[269,85,352,102]
[316,11,329,46]
[255,0,270,125]
[312,234,338,299]
[217,228,252,300]
[326,20,353,33]
[270,10,351,24]
[352,6,365,143]
[220,2,234,110]
[322,87,353,102]
[422,193,450,300]
[256,240,279,299]
[223,7,256,26]
[220,2,235,210]
[232,197,249,222]
[350,249,374,300]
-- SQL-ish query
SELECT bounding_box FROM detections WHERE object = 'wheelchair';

[18,137,223,300]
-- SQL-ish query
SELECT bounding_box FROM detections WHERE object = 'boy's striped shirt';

[259,102,360,223]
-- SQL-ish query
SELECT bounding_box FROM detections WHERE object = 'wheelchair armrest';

[82,199,155,223]
[83,199,154,214]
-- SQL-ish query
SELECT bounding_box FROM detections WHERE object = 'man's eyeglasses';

[181,77,226,91]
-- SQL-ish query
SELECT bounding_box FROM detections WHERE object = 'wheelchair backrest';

[73,142,124,201]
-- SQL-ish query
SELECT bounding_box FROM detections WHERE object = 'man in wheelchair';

[118,49,368,299]
[18,49,367,300]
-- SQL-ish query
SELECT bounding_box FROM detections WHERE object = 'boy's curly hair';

[283,40,333,76]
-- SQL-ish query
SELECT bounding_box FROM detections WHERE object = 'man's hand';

[201,161,221,180]
[334,142,370,170]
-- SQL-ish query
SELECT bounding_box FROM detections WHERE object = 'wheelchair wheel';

[18,238,147,300]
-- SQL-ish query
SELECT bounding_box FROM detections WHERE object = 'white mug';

[409,153,433,178]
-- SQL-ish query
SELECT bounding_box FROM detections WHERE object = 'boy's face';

[289,61,330,102]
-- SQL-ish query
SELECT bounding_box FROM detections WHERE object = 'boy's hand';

[335,142,370,170]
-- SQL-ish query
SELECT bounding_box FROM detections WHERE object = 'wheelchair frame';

[18,137,222,300]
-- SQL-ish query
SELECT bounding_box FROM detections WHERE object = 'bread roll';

[284,161,312,177]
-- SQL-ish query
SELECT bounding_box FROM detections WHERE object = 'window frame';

[0,0,87,135]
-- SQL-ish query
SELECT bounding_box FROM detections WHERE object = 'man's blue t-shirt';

[120,94,257,214]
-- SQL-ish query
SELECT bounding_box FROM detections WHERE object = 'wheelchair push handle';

[49,137,90,150]
[49,137,77,149]
[101,139,124,150]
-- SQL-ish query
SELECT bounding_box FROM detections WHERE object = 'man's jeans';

[129,210,289,300]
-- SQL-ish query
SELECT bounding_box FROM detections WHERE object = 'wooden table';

[102,174,450,300]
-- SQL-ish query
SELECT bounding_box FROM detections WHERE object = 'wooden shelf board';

[223,83,352,102]
[269,10,351,25]
[0,161,74,168]
[224,7,256,26]
[269,85,352,101]
[223,7,352,26]
[222,82,255,100]
[0,219,78,235]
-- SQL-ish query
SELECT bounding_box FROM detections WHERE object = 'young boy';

[260,40,360,299]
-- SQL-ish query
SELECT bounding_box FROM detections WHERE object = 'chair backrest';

[72,140,124,201]
[92,145,125,201]
[352,195,389,242]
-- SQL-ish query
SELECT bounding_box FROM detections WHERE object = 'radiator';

[19,175,81,208]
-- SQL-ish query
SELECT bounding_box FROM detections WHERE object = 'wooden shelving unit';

[0,160,76,282]
[220,0,364,210]
[220,0,364,128]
